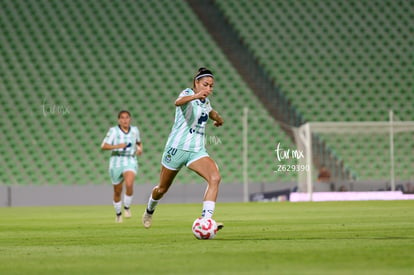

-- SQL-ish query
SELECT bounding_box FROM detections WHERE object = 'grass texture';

[0,201,413,274]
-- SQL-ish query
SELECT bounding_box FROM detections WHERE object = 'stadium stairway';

[186,0,352,183]
[214,0,414,183]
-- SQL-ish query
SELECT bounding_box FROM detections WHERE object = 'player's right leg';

[143,148,184,228]
[113,182,123,223]
[110,166,124,223]
[142,165,179,228]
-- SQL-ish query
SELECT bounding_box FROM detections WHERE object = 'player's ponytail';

[193,67,214,87]
[195,67,214,80]
[118,110,131,118]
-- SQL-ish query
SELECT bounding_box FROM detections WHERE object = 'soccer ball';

[192,217,218,240]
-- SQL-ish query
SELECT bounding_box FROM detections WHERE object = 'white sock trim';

[147,196,160,212]
[113,200,122,215]
[202,200,215,218]
[123,194,133,208]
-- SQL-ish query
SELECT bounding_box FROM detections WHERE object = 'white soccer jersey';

[165,88,213,152]
[102,125,141,168]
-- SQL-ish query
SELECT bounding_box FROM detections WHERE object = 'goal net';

[293,115,414,198]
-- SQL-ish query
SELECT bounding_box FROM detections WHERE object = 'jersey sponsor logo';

[189,127,205,135]
[197,112,208,125]
[196,99,210,106]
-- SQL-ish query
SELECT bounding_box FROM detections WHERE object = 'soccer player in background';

[101,110,143,223]
[142,67,224,229]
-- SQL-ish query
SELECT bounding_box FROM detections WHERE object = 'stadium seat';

[0,0,296,185]
[217,0,414,181]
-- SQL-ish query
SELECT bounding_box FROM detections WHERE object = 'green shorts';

[109,158,138,185]
[161,147,209,171]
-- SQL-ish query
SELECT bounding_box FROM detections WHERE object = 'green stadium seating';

[216,0,414,181]
[0,0,296,185]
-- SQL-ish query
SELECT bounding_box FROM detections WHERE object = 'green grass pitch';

[1,201,413,274]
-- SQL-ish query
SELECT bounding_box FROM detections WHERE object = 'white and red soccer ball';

[192,217,218,240]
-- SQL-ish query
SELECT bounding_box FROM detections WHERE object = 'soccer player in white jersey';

[101,110,143,223]
[142,68,224,229]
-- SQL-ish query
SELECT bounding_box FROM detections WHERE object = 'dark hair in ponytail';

[193,67,214,87]
[118,110,131,118]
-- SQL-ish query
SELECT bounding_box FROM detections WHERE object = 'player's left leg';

[188,156,221,217]
[122,171,136,218]
[188,156,224,230]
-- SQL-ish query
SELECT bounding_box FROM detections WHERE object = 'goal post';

[293,114,414,199]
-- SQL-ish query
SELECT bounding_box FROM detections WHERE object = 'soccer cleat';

[216,222,224,231]
[142,210,153,229]
[115,213,123,223]
[124,207,132,218]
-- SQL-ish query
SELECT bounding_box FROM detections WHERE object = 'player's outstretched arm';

[209,110,223,127]
[175,92,208,106]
